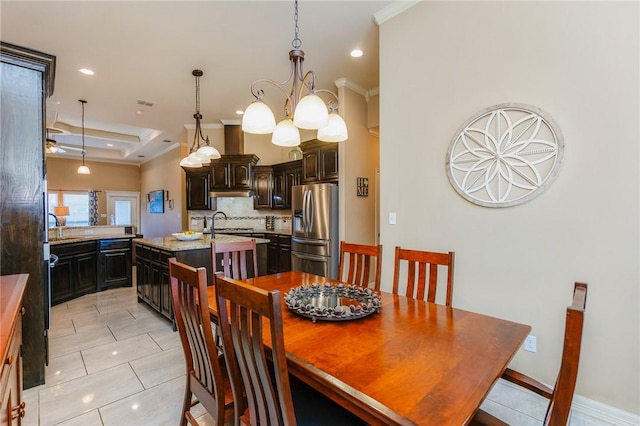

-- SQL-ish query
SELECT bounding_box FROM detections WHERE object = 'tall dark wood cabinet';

[1,42,56,388]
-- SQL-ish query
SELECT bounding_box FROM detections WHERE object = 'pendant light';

[77,99,90,174]
[180,69,221,168]
[242,0,348,146]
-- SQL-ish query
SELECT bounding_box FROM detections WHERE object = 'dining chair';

[168,258,237,426]
[392,246,455,306]
[471,282,588,426]
[338,241,383,290]
[211,239,259,280]
[215,274,367,426]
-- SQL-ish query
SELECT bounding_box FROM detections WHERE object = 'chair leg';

[181,376,193,426]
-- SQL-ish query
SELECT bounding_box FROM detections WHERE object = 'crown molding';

[373,1,422,26]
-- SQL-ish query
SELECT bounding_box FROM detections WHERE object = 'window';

[48,191,90,227]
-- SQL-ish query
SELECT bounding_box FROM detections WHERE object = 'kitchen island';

[134,234,268,321]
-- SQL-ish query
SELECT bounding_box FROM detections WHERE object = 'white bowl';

[172,232,203,241]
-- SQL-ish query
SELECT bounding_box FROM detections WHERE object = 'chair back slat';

[545,282,587,426]
[338,241,383,290]
[212,239,259,280]
[169,258,233,425]
[216,275,297,426]
[392,246,455,306]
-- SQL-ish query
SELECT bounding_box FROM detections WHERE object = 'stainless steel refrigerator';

[291,183,339,279]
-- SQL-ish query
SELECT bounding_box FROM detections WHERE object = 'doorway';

[106,191,140,233]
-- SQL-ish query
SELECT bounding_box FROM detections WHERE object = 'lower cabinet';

[266,234,292,275]
[51,241,98,305]
[98,239,132,291]
[135,243,212,321]
[136,244,172,321]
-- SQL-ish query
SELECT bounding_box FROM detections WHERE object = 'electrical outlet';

[84,230,94,235]
[524,335,537,352]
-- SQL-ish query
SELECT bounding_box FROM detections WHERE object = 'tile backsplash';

[188,197,291,233]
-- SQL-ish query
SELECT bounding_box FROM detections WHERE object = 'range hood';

[208,124,258,198]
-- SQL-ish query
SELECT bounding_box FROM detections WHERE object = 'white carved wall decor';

[446,103,564,208]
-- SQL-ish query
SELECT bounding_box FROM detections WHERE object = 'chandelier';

[241,0,348,146]
[77,99,90,175]
[180,69,221,168]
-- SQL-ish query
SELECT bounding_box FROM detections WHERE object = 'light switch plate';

[389,212,397,225]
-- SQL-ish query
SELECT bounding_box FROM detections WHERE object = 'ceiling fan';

[45,128,84,154]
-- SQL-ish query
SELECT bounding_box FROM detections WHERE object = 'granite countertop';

[136,234,270,252]
[49,234,135,245]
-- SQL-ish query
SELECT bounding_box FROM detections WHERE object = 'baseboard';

[571,394,640,426]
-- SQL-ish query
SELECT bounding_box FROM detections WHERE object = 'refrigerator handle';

[306,189,314,233]
[301,189,308,232]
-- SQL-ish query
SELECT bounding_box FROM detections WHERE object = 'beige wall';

[380,1,638,415]
[139,148,183,238]
[339,86,379,245]
[46,157,140,225]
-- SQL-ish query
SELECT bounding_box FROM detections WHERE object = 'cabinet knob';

[20,306,26,315]
[5,355,13,365]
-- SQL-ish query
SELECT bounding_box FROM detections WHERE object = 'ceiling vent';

[136,99,155,107]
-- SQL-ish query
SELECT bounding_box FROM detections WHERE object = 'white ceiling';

[1,1,399,164]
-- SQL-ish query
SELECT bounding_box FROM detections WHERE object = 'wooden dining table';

[207,271,531,426]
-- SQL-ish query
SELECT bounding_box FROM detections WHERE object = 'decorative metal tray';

[284,282,381,323]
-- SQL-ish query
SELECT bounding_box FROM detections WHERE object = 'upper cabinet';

[273,160,302,210]
[185,170,211,210]
[253,165,273,209]
[210,154,259,193]
[300,140,338,183]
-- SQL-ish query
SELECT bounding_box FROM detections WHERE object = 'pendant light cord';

[80,99,87,165]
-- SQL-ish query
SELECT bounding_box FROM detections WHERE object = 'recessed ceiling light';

[136,110,143,115]
[236,110,244,115]
[79,68,94,75]
[106,143,114,147]
[350,49,363,58]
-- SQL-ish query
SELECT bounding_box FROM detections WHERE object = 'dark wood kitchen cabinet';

[51,241,98,305]
[272,160,302,209]
[97,238,132,291]
[136,244,169,318]
[253,166,273,209]
[1,42,55,387]
[300,140,338,183]
[210,154,259,191]
[135,242,212,321]
[266,234,292,274]
[185,170,211,210]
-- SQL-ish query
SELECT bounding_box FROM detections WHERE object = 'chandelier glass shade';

[77,99,90,174]
[272,119,301,147]
[180,69,221,168]
[241,0,347,146]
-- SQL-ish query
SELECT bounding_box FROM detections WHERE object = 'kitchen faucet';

[48,213,64,239]
[211,211,228,238]
[48,212,59,226]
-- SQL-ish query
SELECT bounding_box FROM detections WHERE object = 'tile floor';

[22,277,600,426]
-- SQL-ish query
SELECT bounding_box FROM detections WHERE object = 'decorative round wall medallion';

[446,103,564,208]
